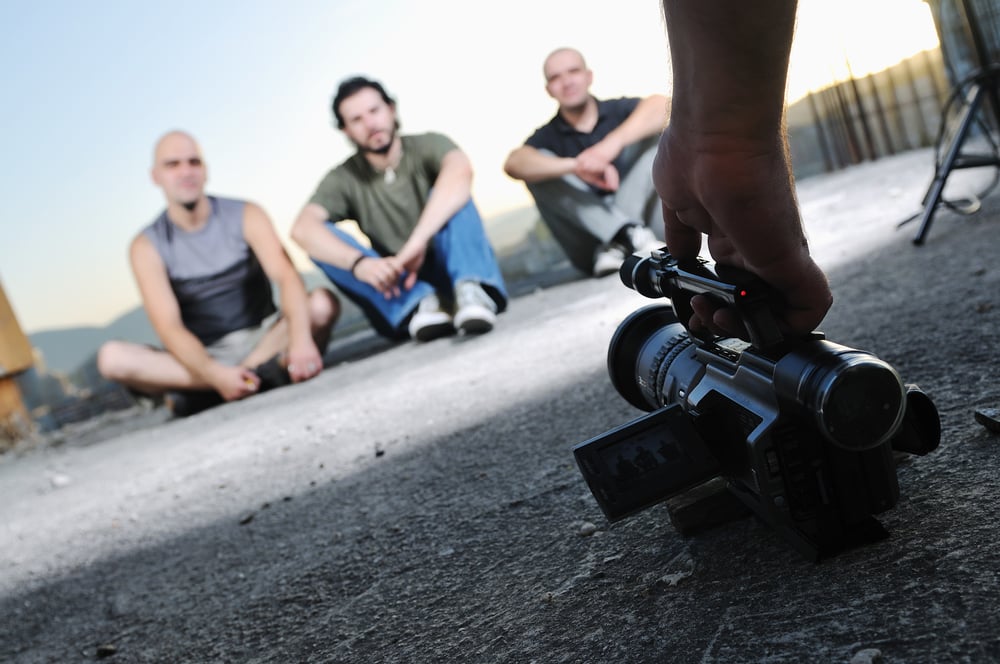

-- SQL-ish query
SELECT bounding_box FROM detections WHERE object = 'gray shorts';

[204,311,281,366]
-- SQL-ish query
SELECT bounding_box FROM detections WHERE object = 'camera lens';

[774,343,906,450]
[607,305,692,412]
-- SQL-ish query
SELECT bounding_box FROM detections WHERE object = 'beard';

[357,125,396,155]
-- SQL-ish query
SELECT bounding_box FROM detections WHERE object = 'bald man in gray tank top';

[97,131,340,416]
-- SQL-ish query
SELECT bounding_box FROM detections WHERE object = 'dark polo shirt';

[524,96,640,193]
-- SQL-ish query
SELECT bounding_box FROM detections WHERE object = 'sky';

[0,0,940,334]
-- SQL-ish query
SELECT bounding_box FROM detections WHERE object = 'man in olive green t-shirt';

[291,76,508,342]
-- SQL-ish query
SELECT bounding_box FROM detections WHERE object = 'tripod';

[910,0,1000,245]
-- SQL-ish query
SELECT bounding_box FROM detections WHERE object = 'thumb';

[240,367,261,389]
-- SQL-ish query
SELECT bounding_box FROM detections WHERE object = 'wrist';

[599,134,624,157]
[203,361,228,389]
[349,253,368,276]
[407,230,431,247]
[672,106,785,143]
[400,235,428,258]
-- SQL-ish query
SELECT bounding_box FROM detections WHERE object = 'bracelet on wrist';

[349,254,367,276]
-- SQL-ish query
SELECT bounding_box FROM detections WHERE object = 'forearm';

[503,147,576,183]
[158,324,225,386]
[601,94,671,153]
[291,204,363,269]
[663,0,796,138]
[275,273,314,347]
[407,166,473,246]
[132,235,228,388]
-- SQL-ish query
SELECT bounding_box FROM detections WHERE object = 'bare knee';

[308,288,340,331]
[96,340,131,382]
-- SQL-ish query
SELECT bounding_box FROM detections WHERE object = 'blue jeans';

[313,199,508,339]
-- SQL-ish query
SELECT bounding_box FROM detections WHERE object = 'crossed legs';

[525,142,662,274]
[97,288,339,396]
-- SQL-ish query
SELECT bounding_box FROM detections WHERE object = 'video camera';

[574,250,940,561]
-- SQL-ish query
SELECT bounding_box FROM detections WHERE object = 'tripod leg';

[913,83,986,245]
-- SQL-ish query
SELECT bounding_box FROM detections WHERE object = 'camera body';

[574,251,940,561]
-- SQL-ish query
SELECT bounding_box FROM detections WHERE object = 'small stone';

[850,648,882,663]
[239,513,254,525]
[95,643,117,658]
[578,521,598,537]
[658,571,690,586]
[975,408,1000,434]
[49,473,71,489]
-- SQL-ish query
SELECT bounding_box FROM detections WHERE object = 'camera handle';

[621,251,788,352]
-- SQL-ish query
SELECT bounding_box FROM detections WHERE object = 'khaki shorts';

[204,311,281,366]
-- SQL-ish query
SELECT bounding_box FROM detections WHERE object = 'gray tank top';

[143,196,276,345]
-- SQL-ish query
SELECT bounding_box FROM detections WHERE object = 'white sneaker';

[625,224,662,257]
[407,293,454,342]
[592,243,627,278]
[453,281,497,335]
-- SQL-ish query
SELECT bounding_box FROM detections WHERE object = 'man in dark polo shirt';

[504,47,671,277]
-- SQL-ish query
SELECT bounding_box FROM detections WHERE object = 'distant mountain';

[30,307,158,375]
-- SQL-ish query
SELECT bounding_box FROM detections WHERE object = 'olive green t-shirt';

[308,132,458,254]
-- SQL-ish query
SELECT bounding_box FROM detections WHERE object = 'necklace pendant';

[384,168,396,185]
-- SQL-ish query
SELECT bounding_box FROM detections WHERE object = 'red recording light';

[739,289,748,297]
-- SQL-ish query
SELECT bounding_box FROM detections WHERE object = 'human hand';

[652,125,832,337]
[354,255,404,299]
[574,143,621,191]
[575,163,620,192]
[394,240,427,291]
[285,340,323,383]
[211,364,261,401]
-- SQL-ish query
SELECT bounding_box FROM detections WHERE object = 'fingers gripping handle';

[620,250,786,350]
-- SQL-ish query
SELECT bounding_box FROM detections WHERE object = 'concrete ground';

[1,147,999,663]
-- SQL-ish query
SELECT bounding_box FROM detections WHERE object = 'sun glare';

[788,0,941,103]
